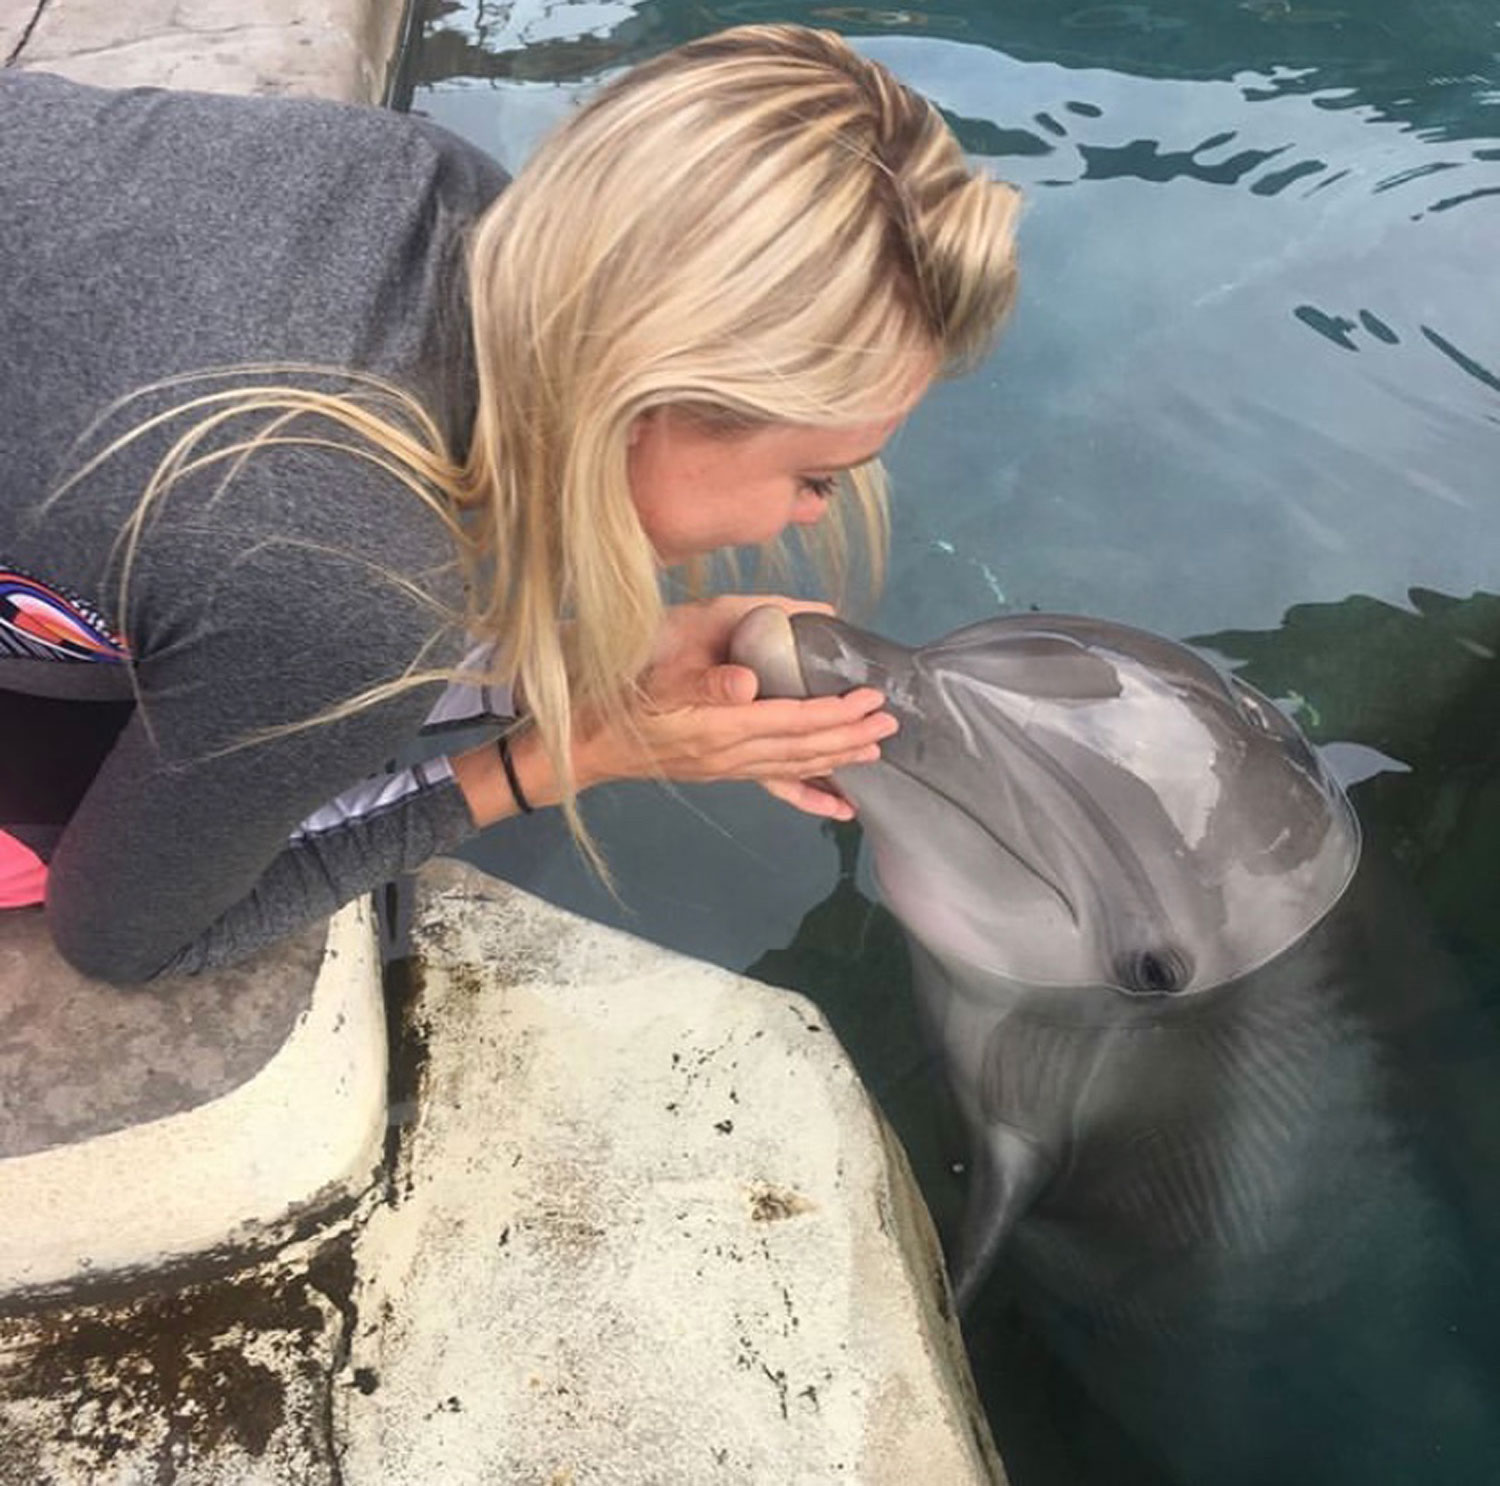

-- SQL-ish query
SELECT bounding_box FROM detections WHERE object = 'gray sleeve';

[44,446,482,984]
[148,757,479,979]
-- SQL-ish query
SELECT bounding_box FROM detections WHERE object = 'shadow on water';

[1195,589,1500,974]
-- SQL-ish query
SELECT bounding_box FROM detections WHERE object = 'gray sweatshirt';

[0,70,513,981]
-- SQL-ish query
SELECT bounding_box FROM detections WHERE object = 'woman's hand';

[577,595,897,820]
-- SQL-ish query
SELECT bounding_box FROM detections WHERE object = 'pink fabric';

[0,830,47,908]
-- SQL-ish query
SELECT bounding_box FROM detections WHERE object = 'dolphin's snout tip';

[729,605,808,699]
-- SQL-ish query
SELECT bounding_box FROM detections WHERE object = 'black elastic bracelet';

[496,732,534,814]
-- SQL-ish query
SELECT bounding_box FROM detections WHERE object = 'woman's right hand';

[571,594,897,819]
[576,684,896,821]
[453,684,893,827]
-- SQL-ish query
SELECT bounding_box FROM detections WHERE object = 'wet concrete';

[0,1230,357,1485]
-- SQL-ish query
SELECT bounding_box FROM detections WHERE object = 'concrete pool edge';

[5,0,408,102]
[0,898,386,1298]
[333,858,1004,1485]
[0,860,1005,1482]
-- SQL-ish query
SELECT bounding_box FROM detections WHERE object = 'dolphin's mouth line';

[927,666,1181,951]
[875,754,1083,929]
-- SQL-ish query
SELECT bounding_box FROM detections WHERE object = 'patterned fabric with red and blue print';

[0,567,132,664]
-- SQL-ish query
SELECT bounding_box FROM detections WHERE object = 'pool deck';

[0,3,1007,1481]
[3,0,405,99]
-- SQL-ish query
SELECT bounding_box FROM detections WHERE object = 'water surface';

[404,2,1500,1478]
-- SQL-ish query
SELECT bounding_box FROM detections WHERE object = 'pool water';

[402,3,1500,1480]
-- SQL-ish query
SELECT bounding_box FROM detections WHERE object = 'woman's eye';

[800,476,838,499]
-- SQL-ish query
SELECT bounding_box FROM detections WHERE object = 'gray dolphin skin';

[731,605,1500,1485]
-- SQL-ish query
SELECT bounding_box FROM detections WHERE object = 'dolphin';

[731,605,1500,1485]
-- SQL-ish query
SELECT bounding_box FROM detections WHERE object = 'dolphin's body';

[732,607,1500,1485]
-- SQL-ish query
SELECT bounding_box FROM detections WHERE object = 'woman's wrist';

[496,734,534,814]
[450,725,609,828]
[451,729,554,827]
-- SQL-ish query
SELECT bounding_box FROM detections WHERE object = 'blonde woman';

[0,26,1019,984]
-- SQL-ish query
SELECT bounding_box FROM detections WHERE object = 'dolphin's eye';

[1116,946,1195,995]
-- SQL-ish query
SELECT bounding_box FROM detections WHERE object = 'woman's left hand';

[576,595,898,820]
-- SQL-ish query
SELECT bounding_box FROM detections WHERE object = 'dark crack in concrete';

[4,0,49,67]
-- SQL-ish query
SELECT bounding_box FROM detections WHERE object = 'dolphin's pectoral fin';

[953,1122,1055,1312]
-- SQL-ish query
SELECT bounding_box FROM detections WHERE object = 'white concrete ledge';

[0,899,387,1297]
[336,860,1002,1485]
[0,867,1003,1483]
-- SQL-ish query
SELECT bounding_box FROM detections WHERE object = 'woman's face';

[627,376,931,565]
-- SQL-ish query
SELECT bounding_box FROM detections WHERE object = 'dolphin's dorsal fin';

[953,1122,1055,1311]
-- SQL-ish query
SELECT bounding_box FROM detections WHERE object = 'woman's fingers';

[760,776,856,821]
[729,733,887,776]
[648,690,896,775]
[693,663,760,706]
[581,679,897,790]
[667,687,890,739]
[703,593,835,625]
[726,694,897,767]
[647,595,836,685]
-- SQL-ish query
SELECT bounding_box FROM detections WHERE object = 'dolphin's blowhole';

[1115,945,1196,995]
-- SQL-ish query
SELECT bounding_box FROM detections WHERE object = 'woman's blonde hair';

[76,25,1020,860]
[462,24,1020,843]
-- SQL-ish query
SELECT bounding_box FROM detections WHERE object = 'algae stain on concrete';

[747,1183,815,1223]
[0,1239,358,1483]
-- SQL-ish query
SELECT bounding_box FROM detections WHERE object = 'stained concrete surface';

[0,1229,357,1486]
[336,860,1003,1486]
